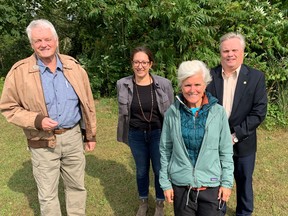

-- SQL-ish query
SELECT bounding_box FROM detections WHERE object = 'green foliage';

[265,81,288,128]
[0,77,4,92]
[0,0,287,126]
[0,0,32,76]
[0,0,77,76]
[212,0,288,127]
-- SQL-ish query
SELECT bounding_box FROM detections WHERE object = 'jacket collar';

[231,65,249,115]
[212,64,250,117]
[27,54,40,73]
[28,53,74,73]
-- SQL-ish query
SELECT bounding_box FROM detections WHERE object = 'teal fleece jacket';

[159,94,234,190]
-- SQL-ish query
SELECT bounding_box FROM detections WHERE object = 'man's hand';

[231,133,238,145]
[218,186,232,202]
[164,189,174,203]
[42,117,58,131]
[85,141,96,152]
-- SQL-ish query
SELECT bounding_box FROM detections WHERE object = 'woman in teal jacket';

[159,60,233,216]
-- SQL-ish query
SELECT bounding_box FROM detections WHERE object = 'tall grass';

[0,98,287,215]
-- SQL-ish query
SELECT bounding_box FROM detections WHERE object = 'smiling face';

[181,73,206,108]
[220,37,244,73]
[132,51,153,80]
[30,27,58,62]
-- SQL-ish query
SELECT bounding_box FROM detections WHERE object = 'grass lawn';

[0,98,287,215]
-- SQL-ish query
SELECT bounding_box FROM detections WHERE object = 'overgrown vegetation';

[0,0,287,127]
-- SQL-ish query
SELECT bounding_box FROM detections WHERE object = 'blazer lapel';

[213,66,224,105]
[231,65,249,115]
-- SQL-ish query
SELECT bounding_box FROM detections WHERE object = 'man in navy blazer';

[206,32,267,216]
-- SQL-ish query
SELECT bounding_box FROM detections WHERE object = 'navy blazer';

[206,64,268,157]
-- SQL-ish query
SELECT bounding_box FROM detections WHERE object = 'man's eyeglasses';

[132,61,150,67]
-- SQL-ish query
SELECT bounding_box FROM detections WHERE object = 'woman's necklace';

[135,76,154,123]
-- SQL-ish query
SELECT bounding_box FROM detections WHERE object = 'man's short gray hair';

[220,32,246,51]
[26,19,58,44]
[177,60,212,87]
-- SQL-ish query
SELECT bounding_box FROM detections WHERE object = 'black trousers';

[173,185,222,216]
[234,153,255,216]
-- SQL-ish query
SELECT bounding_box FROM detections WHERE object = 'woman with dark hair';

[117,46,174,216]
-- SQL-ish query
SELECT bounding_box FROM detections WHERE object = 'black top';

[130,83,162,130]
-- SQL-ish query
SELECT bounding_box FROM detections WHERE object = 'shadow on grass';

[86,154,138,216]
[8,160,66,215]
[86,154,161,216]
[8,160,39,215]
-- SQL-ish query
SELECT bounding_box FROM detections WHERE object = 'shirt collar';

[222,65,241,79]
[37,54,63,74]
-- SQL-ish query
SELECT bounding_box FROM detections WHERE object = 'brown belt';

[28,139,57,148]
[53,127,73,135]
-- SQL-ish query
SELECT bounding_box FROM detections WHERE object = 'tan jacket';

[0,54,96,148]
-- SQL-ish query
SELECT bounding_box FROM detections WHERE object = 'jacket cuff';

[86,136,96,142]
[221,183,233,189]
[34,114,46,130]
[81,128,96,142]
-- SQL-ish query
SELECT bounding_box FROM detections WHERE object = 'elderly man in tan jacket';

[0,19,96,216]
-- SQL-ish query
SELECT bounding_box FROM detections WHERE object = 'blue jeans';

[128,128,164,200]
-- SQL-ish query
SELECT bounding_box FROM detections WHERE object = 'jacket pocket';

[168,155,189,176]
[205,124,221,150]
[118,96,129,116]
[161,94,169,104]
[158,94,171,114]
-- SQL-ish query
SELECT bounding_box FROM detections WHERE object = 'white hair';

[177,60,212,87]
[26,19,58,44]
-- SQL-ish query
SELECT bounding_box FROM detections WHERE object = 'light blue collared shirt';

[38,55,81,129]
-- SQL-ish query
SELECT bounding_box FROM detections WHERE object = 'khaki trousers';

[30,125,86,216]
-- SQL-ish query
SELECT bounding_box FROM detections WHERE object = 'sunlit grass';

[0,98,287,215]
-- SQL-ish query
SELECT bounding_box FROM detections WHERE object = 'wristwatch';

[233,136,239,143]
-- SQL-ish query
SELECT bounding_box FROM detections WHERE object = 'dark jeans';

[173,185,222,216]
[128,128,164,200]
